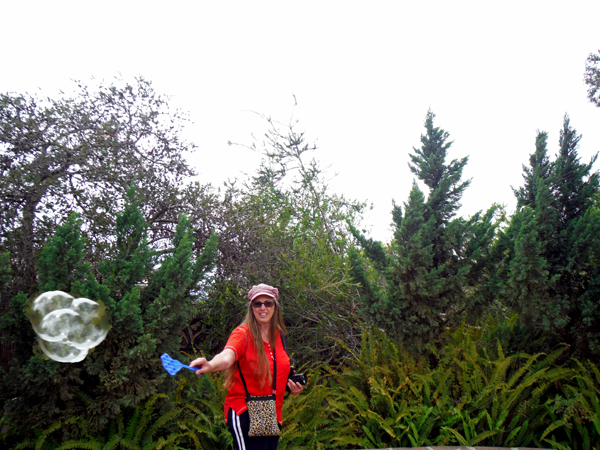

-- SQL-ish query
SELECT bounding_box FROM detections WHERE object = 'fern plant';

[11,394,192,450]
[176,372,233,450]
[331,326,583,448]
[279,370,365,449]
[12,417,79,450]
[444,329,573,447]
[541,359,600,450]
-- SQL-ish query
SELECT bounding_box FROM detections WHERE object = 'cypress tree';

[37,213,92,293]
[351,111,500,351]
[0,210,111,436]
[554,115,599,225]
[409,110,471,268]
[506,207,555,330]
[505,116,600,358]
[513,131,552,210]
[387,183,445,348]
[0,185,218,438]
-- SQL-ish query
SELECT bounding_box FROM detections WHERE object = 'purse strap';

[237,337,277,396]
[280,331,297,366]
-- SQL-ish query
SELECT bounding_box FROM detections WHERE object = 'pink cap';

[248,283,279,302]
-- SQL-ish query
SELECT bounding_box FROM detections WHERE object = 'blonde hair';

[224,298,287,391]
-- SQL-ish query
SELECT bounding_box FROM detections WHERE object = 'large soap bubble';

[26,291,111,363]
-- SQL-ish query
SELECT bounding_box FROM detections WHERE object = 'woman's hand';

[190,349,235,376]
[287,379,304,396]
[190,356,210,376]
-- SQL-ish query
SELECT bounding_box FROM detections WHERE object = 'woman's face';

[251,294,276,328]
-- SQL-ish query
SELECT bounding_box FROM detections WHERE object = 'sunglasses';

[252,300,275,309]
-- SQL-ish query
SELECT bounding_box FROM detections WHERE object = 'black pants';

[227,408,280,450]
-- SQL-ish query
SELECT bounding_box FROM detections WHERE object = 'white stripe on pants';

[230,408,247,450]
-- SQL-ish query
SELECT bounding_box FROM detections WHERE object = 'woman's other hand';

[287,379,304,396]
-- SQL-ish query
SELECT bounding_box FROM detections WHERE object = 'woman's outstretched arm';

[190,348,236,375]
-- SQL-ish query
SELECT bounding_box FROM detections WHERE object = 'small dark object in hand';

[289,372,307,385]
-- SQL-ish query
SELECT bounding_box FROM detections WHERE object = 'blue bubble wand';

[160,353,202,376]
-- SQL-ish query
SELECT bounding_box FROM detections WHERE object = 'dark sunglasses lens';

[252,301,274,308]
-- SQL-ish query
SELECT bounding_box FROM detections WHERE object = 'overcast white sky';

[2,1,599,242]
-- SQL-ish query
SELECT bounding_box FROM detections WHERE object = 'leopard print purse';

[237,345,280,437]
[245,394,280,436]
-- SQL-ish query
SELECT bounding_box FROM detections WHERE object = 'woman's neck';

[260,323,271,342]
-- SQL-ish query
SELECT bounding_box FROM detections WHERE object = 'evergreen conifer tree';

[554,115,598,225]
[350,111,499,351]
[409,110,471,267]
[0,210,111,436]
[0,185,218,437]
[513,131,552,210]
[37,214,92,293]
[386,183,446,348]
[506,207,555,330]
[505,116,600,358]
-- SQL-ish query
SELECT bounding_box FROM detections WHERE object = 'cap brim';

[249,292,277,302]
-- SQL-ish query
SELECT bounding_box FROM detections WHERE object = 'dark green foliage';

[143,213,218,349]
[504,116,600,358]
[37,214,97,294]
[0,185,218,442]
[0,293,33,367]
[386,182,445,347]
[554,117,598,223]
[350,111,501,351]
[513,131,552,209]
[98,188,154,300]
[6,374,233,450]
[10,394,192,450]
[460,205,506,315]
[506,207,554,327]
[409,110,471,264]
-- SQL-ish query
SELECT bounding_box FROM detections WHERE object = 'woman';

[191,283,304,450]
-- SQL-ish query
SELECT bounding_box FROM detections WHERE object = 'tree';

[513,131,552,210]
[36,213,91,293]
[193,115,367,363]
[504,116,600,358]
[0,186,218,438]
[0,77,206,303]
[387,183,446,347]
[506,207,554,330]
[350,111,500,351]
[408,110,471,268]
[584,49,600,107]
[553,116,598,225]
